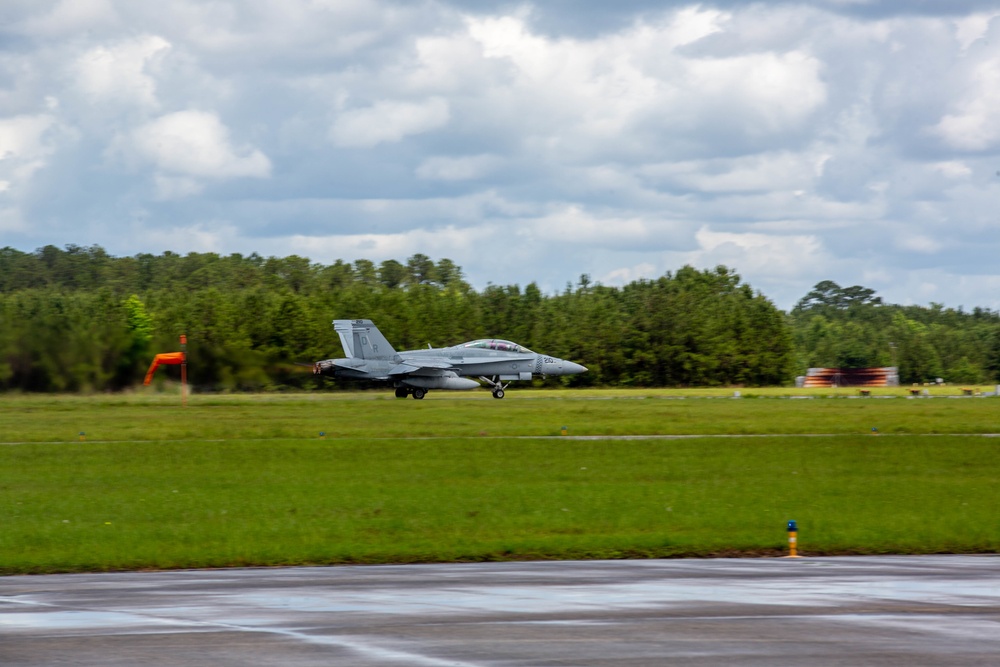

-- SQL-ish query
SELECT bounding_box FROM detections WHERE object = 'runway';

[2,555,999,666]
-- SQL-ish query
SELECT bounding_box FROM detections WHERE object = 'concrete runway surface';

[2,555,999,666]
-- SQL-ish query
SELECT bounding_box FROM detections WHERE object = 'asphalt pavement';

[2,555,999,666]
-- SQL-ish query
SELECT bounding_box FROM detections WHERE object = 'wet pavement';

[2,555,999,666]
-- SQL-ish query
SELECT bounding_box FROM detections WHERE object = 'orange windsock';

[143,352,186,385]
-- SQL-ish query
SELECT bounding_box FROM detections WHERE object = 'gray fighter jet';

[313,319,587,399]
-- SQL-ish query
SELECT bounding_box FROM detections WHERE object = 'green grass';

[2,391,999,573]
[3,389,1000,442]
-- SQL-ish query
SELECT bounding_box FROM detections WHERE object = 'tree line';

[788,280,1000,384]
[1,245,998,392]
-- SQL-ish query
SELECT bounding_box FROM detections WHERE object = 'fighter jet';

[313,319,587,399]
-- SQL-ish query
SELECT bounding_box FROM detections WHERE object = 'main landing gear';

[479,376,508,399]
[394,387,426,399]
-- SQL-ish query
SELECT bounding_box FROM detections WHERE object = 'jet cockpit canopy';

[462,339,533,354]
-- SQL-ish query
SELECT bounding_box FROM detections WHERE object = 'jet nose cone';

[544,359,587,375]
[541,356,589,376]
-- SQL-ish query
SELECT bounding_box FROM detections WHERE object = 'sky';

[2,0,1000,310]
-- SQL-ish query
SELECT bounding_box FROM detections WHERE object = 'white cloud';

[530,206,658,249]
[932,57,1000,151]
[465,14,668,148]
[73,35,170,109]
[601,263,657,286]
[285,224,496,263]
[932,161,973,179]
[330,98,450,147]
[4,2,1000,311]
[0,114,54,161]
[0,114,58,200]
[125,110,271,181]
[462,15,661,152]
[686,51,826,133]
[140,220,240,254]
[139,0,403,60]
[663,6,728,48]
[954,12,999,50]
[896,233,942,254]
[641,152,822,193]
[468,14,547,70]
[409,32,498,92]
[448,9,829,169]
[688,227,828,279]
[18,0,118,37]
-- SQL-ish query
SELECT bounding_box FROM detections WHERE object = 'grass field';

[4,387,1000,441]
[2,390,999,573]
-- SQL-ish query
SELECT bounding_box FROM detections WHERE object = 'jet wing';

[389,359,457,377]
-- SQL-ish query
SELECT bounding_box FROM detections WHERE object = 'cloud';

[416,154,501,181]
[896,233,943,254]
[528,205,682,251]
[641,152,822,193]
[600,262,657,286]
[0,114,59,201]
[953,11,999,49]
[932,161,973,179]
[330,98,451,147]
[931,56,1000,151]
[0,112,70,236]
[16,0,118,37]
[139,220,241,254]
[453,9,826,165]
[72,35,171,109]
[685,51,826,134]
[284,224,497,264]
[122,110,271,183]
[688,226,829,279]
[3,1,1000,311]
[0,114,55,162]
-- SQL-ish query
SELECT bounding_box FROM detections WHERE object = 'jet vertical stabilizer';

[333,319,397,361]
[333,320,357,358]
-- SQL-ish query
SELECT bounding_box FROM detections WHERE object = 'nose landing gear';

[480,376,509,399]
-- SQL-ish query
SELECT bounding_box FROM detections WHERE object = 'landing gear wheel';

[412,388,426,400]
[395,387,408,398]
[480,375,509,399]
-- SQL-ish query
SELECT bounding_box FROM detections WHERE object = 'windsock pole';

[180,334,188,407]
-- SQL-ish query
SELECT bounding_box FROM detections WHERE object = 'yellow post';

[561,426,568,436]
[79,431,85,442]
[786,520,800,558]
